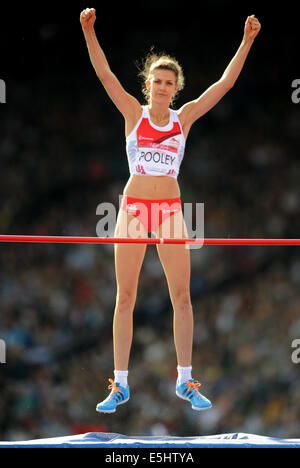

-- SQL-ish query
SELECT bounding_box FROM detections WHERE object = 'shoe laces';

[108,378,121,395]
[186,380,202,399]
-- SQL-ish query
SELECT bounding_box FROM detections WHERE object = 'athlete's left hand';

[244,15,261,41]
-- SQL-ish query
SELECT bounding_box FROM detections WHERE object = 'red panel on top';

[137,118,181,153]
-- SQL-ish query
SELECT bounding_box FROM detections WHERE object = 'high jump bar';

[0,235,300,246]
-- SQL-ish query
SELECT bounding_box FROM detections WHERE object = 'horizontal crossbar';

[0,235,300,245]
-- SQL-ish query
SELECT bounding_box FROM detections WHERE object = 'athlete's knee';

[173,291,192,313]
[116,290,136,314]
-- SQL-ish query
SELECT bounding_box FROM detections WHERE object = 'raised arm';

[178,15,261,134]
[80,8,141,133]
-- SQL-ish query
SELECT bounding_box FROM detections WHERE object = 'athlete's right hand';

[80,8,96,29]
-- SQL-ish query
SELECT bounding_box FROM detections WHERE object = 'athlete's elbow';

[220,77,235,91]
[96,70,109,83]
[96,66,111,83]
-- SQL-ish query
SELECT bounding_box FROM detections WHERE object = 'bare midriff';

[123,174,181,200]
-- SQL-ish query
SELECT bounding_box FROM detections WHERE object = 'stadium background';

[1,2,300,440]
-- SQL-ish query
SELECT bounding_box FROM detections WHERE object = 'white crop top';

[126,105,186,179]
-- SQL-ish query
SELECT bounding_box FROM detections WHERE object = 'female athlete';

[80,9,261,413]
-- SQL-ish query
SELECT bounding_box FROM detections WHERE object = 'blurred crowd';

[1,26,300,441]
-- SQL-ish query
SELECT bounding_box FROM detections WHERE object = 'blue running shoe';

[176,378,212,411]
[96,379,130,414]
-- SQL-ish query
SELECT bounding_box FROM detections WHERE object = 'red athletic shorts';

[121,196,182,233]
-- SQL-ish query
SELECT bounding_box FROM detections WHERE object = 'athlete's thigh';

[156,243,191,300]
[155,211,191,297]
[114,209,147,292]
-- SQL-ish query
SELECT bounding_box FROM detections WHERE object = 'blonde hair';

[138,49,185,106]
